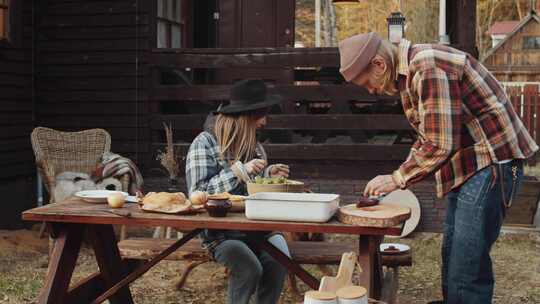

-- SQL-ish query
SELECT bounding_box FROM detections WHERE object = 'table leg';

[259,240,320,290]
[90,228,202,304]
[66,272,104,303]
[66,260,140,303]
[37,223,84,304]
[88,224,134,304]
[358,235,383,299]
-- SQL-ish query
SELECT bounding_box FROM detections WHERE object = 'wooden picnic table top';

[22,198,403,236]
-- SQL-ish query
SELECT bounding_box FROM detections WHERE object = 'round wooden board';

[337,203,411,227]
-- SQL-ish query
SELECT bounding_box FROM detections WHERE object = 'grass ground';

[0,228,539,304]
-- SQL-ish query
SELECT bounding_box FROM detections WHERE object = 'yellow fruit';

[189,191,208,205]
[107,192,126,208]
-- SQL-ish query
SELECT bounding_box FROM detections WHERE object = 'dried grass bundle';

[156,123,180,180]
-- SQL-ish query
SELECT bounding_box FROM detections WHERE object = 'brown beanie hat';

[338,32,382,82]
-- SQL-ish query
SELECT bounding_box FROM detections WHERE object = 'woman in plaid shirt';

[339,33,538,304]
[186,79,291,304]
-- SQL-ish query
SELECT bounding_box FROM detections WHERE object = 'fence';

[146,47,413,179]
[145,49,540,179]
[503,82,540,165]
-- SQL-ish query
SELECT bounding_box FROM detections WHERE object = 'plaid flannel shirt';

[185,130,274,250]
[393,39,538,197]
[185,131,270,196]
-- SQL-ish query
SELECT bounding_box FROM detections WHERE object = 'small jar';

[204,199,232,217]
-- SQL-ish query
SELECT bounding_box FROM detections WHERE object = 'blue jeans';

[442,161,523,304]
[211,234,290,304]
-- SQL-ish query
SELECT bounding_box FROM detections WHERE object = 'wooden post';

[446,0,477,57]
[536,85,540,156]
[315,0,321,47]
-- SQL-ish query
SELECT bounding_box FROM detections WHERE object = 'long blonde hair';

[368,40,399,95]
[214,113,258,163]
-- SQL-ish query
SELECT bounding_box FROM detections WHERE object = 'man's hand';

[244,159,267,175]
[269,164,290,178]
[364,174,398,197]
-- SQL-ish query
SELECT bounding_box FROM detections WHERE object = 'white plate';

[381,189,420,238]
[75,190,129,203]
[380,243,410,254]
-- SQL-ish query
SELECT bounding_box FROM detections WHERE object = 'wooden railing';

[147,47,412,179]
[503,82,540,165]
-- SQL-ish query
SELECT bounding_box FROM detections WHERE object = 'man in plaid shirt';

[339,32,538,303]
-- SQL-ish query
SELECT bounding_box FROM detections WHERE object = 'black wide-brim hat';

[214,79,282,114]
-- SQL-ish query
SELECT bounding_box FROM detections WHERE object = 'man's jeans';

[212,234,290,304]
[442,161,523,304]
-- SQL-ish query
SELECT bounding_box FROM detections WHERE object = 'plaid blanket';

[92,152,144,194]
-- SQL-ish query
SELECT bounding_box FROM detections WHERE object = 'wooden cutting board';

[337,203,411,227]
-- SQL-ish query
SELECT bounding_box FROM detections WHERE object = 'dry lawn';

[0,227,539,304]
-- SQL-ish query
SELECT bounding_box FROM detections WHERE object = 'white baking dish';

[245,192,340,223]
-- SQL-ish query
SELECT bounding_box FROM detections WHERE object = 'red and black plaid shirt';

[393,39,538,197]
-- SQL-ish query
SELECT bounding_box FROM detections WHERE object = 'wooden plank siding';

[147,47,411,179]
[35,0,151,165]
[151,114,411,131]
[0,0,35,180]
[148,47,341,68]
[31,1,411,182]
[0,0,38,229]
[151,84,396,103]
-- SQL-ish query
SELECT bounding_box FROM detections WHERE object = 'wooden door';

[214,0,295,84]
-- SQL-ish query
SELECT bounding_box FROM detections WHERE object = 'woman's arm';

[185,134,244,195]
[256,143,290,178]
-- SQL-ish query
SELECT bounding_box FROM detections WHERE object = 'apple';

[107,192,126,208]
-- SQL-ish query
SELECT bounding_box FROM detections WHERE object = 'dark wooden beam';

[447,0,478,58]
[153,143,411,161]
[151,84,397,102]
[148,47,339,68]
[151,114,411,131]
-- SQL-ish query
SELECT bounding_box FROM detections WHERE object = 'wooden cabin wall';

[484,18,540,82]
[35,0,150,167]
[213,0,295,84]
[0,0,36,228]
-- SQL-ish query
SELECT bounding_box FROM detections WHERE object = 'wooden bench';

[118,238,412,291]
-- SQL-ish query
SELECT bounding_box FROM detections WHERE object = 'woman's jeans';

[442,161,523,304]
[212,234,290,304]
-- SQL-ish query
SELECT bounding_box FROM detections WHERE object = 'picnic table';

[22,198,405,304]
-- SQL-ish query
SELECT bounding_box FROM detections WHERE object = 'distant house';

[487,20,520,48]
[482,11,540,169]
[483,11,540,82]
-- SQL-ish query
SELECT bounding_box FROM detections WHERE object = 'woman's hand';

[244,159,267,175]
[363,175,397,197]
[269,164,290,178]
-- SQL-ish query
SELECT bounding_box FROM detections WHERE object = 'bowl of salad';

[247,176,305,195]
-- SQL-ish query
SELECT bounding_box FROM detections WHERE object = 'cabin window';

[523,36,540,49]
[0,0,8,41]
[157,0,186,48]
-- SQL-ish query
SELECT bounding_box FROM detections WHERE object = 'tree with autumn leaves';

[295,0,539,58]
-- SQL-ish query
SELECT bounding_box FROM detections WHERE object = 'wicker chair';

[31,127,129,239]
